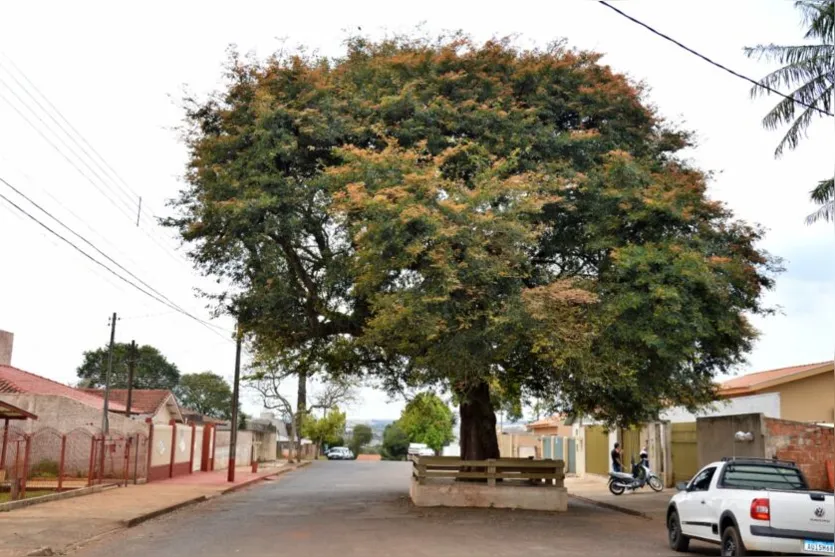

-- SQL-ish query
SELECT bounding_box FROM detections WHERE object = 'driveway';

[70,461,717,556]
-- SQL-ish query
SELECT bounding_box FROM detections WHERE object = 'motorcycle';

[608,456,664,495]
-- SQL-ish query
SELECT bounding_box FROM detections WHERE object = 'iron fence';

[0,424,148,501]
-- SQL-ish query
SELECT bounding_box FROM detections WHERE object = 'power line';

[0,179,234,342]
[0,56,194,269]
[598,0,834,118]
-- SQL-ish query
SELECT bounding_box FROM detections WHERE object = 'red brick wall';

[764,418,834,490]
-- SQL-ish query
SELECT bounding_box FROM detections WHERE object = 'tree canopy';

[397,393,456,454]
[302,407,347,450]
[381,422,410,461]
[77,343,180,390]
[349,423,373,454]
[175,372,233,419]
[168,34,779,459]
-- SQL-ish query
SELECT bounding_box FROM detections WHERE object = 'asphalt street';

[70,461,715,556]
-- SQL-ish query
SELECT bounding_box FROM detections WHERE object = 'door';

[620,427,641,468]
[567,438,576,474]
[671,423,698,484]
[678,466,718,541]
[585,427,609,476]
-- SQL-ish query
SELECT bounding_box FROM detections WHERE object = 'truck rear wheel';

[667,510,690,552]
[721,525,747,556]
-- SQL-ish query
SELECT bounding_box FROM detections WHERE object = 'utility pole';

[126,340,136,418]
[101,312,117,434]
[228,324,242,482]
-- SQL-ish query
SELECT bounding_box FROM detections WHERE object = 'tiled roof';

[528,414,565,429]
[80,389,173,415]
[719,361,832,394]
[0,365,127,411]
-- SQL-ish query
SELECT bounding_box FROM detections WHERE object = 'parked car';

[325,447,355,460]
[667,456,834,556]
[407,443,435,460]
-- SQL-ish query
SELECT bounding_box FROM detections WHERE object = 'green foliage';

[168,33,778,439]
[302,408,347,448]
[30,459,59,478]
[381,422,410,461]
[76,343,180,390]
[238,411,248,430]
[349,424,373,455]
[175,372,233,419]
[398,393,456,454]
[745,1,835,223]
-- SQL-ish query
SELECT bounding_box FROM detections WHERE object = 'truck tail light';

[750,498,770,521]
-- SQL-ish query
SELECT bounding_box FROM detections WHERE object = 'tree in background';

[76,343,180,390]
[302,407,346,457]
[745,0,835,223]
[349,424,373,455]
[169,34,779,461]
[381,422,410,461]
[397,393,455,455]
[175,372,233,419]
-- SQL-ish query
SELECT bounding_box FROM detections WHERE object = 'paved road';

[70,461,715,557]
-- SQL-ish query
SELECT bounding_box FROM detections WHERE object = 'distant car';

[407,443,435,459]
[326,447,355,460]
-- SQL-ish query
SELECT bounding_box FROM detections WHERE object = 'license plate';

[804,540,835,554]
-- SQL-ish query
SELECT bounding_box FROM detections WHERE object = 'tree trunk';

[458,380,500,461]
[294,368,307,463]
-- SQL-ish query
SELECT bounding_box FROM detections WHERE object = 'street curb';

[568,493,652,520]
[0,483,119,513]
[121,496,209,527]
[122,462,312,526]
[219,461,312,495]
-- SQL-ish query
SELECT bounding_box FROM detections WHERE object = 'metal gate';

[567,438,576,474]
[671,423,698,484]
[620,427,642,466]
[585,426,609,476]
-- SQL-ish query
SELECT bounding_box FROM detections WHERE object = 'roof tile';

[0,365,127,411]
[80,389,172,415]
[719,361,832,393]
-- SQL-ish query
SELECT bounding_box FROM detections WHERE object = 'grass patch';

[0,490,54,503]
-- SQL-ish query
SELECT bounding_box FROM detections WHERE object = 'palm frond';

[760,80,832,155]
[744,43,831,68]
[810,177,835,204]
[806,178,835,225]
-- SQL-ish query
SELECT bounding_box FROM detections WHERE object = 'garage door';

[585,426,609,476]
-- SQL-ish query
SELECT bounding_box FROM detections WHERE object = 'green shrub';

[30,459,60,478]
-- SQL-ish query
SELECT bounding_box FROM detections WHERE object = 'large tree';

[745,0,835,224]
[168,35,778,460]
[397,393,456,455]
[175,372,233,419]
[76,343,180,390]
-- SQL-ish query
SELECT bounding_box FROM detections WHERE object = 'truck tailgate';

[769,491,835,540]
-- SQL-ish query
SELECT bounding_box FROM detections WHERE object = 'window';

[689,467,716,492]
[720,464,807,491]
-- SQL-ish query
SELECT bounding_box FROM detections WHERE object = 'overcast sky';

[0,0,832,421]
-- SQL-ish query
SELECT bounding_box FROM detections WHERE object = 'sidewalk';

[0,461,308,557]
[565,475,671,521]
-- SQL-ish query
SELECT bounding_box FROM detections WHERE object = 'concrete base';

[410,477,568,512]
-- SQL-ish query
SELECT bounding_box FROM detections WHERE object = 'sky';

[0,0,832,422]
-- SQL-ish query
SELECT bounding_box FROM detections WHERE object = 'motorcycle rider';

[611,442,623,473]
[639,447,649,468]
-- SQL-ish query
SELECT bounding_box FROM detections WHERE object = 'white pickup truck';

[667,457,834,556]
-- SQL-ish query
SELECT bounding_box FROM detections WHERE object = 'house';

[181,407,227,426]
[0,364,144,435]
[718,361,834,423]
[80,389,184,424]
[526,414,573,437]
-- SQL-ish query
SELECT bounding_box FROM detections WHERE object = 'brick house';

[718,362,834,424]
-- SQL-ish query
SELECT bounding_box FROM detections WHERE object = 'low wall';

[148,422,203,481]
[765,418,834,490]
[410,477,567,511]
[697,413,766,467]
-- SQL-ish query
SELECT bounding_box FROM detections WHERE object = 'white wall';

[660,393,781,423]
